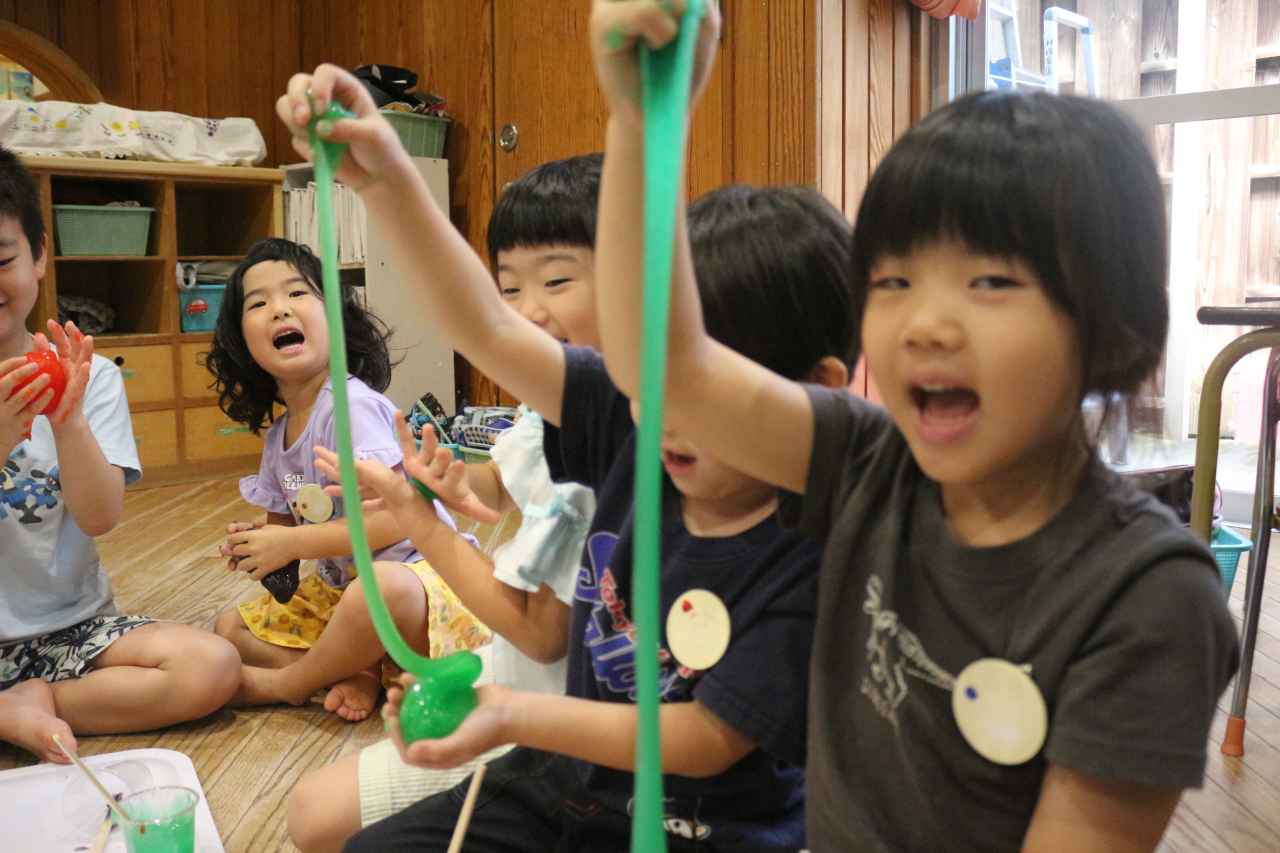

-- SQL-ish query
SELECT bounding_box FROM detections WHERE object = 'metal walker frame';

[1189,306,1280,756]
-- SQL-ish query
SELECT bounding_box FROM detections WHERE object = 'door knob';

[499,124,519,152]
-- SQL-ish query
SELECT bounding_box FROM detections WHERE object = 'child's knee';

[289,780,335,852]
[288,761,359,853]
[173,631,242,714]
[354,563,424,622]
[213,607,246,640]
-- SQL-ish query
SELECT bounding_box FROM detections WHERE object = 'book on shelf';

[283,181,367,267]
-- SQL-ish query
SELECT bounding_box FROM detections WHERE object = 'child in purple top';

[206,239,490,721]
[238,375,428,590]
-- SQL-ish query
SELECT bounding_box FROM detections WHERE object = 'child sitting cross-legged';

[279,61,856,849]
[286,153,602,853]
[206,238,489,721]
[0,146,240,763]
[589,4,1239,852]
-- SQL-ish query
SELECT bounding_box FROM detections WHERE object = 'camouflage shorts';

[0,615,155,691]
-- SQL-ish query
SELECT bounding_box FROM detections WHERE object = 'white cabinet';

[284,158,455,415]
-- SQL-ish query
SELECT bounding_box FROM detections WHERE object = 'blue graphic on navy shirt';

[576,530,699,702]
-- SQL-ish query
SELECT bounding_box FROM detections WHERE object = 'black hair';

[0,146,45,260]
[487,153,604,268]
[851,91,1168,398]
[689,184,854,381]
[204,238,395,435]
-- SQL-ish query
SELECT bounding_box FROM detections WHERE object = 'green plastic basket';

[414,439,491,465]
[1210,524,1252,596]
[380,110,450,158]
[53,204,154,256]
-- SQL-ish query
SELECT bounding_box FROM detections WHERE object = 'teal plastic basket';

[179,284,224,333]
[53,204,154,256]
[414,439,491,465]
[1210,524,1252,595]
[380,110,449,158]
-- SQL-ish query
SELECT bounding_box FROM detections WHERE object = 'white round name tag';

[951,658,1047,766]
[666,589,731,671]
[296,482,334,523]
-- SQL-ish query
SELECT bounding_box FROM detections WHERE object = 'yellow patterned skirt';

[236,561,491,663]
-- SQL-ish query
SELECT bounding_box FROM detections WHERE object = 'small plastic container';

[179,284,224,333]
[415,440,491,465]
[53,204,154,256]
[380,110,450,158]
[1209,524,1252,595]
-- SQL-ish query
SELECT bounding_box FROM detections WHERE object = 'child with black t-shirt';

[276,65,854,851]
[587,4,1238,853]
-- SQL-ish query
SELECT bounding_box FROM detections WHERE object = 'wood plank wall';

[3,0,304,169]
[818,0,927,399]
[6,0,925,406]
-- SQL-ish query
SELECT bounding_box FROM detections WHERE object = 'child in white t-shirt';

[0,145,241,764]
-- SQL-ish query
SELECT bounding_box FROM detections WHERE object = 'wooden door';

[492,0,609,195]
[469,0,610,406]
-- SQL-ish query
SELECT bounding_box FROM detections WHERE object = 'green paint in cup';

[115,786,199,853]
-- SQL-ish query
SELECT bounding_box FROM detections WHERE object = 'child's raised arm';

[589,1,815,493]
[276,66,569,424]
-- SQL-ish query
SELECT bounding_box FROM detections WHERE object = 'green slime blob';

[306,97,478,744]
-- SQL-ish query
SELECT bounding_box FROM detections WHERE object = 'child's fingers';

[459,496,503,526]
[426,445,453,481]
[45,320,69,357]
[246,564,275,582]
[20,386,54,418]
[0,356,35,383]
[281,72,316,128]
[1,365,43,406]
[313,63,380,120]
[440,459,467,492]
[594,0,681,53]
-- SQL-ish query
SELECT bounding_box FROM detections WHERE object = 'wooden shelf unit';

[23,155,285,487]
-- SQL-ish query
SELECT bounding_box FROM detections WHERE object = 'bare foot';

[0,679,77,763]
[227,665,310,708]
[323,671,381,721]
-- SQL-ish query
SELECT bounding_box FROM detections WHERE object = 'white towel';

[0,101,266,167]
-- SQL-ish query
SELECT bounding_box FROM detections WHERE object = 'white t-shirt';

[488,406,594,694]
[0,353,141,644]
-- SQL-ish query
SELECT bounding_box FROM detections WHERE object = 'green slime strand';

[632,4,704,853]
[307,99,478,744]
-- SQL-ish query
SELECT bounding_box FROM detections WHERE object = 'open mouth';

[911,384,979,421]
[910,384,980,443]
[273,329,305,351]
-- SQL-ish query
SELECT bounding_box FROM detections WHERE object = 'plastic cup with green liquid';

[116,786,199,853]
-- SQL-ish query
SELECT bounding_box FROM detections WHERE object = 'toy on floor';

[307,97,481,744]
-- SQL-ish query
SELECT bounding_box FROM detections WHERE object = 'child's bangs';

[852,96,1065,300]
[486,153,603,265]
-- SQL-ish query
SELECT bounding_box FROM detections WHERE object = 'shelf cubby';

[23,155,284,486]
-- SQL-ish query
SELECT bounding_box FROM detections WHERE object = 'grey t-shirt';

[779,386,1238,853]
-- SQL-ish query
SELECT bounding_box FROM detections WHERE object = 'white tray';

[0,748,223,853]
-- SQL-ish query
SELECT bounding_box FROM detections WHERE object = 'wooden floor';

[0,476,520,853]
[4,478,1280,851]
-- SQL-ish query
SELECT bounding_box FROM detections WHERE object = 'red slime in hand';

[13,350,66,415]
